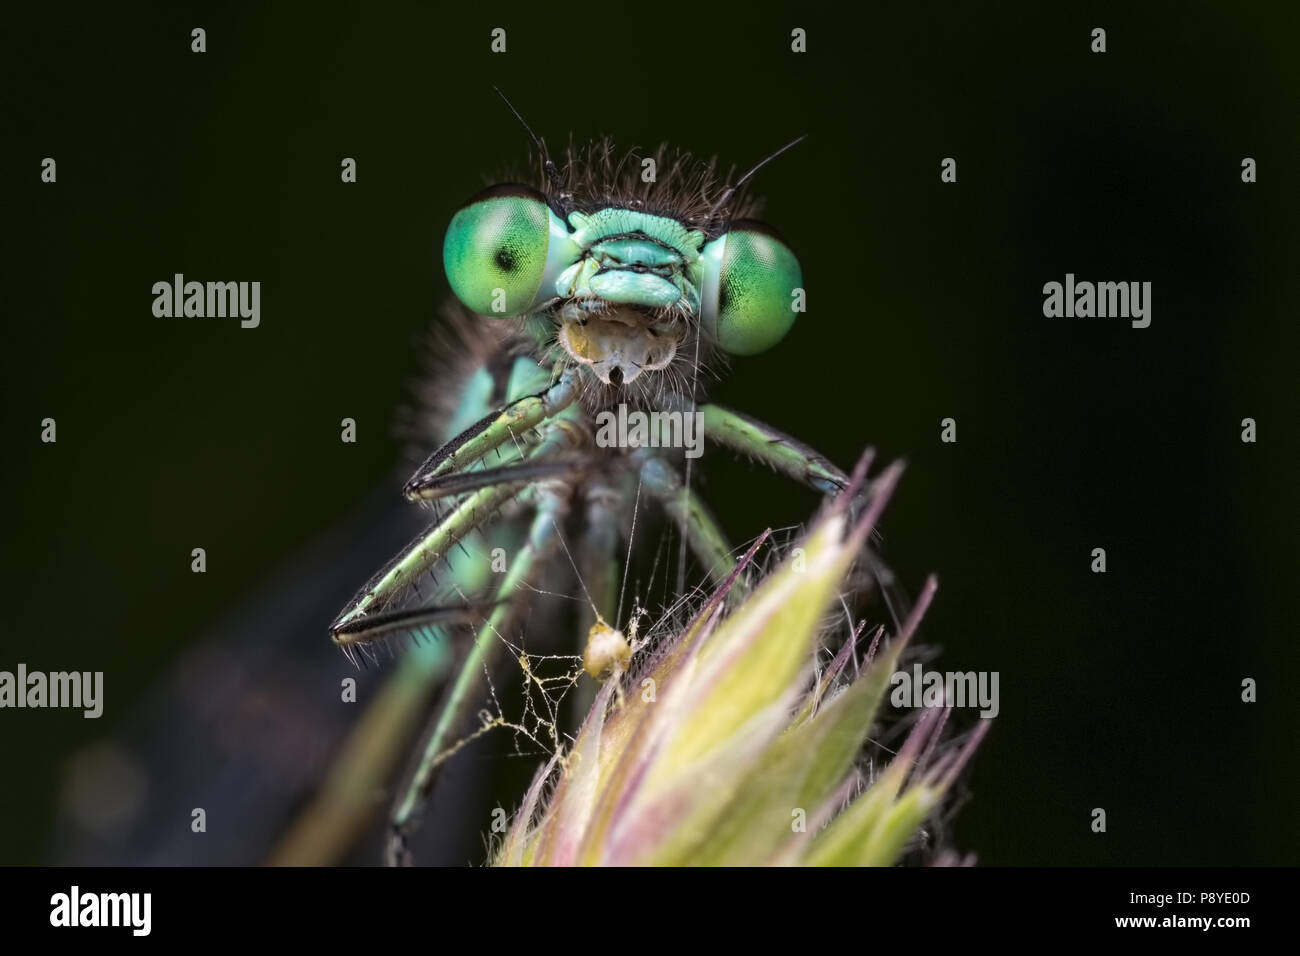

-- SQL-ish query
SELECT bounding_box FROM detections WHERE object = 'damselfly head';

[441,96,806,401]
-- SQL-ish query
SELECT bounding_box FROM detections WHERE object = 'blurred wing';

[47,480,487,865]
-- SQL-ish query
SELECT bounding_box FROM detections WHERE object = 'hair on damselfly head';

[701,133,809,231]
[491,85,807,234]
[491,85,570,208]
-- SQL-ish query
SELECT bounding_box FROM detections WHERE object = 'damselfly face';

[441,142,803,404]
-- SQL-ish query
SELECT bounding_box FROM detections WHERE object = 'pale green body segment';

[567,207,704,255]
[555,209,708,311]
[444,355,554,438]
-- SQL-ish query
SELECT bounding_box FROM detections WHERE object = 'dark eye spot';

[495,248,516,271]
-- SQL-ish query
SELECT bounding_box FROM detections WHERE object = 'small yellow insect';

[582,617,633,679]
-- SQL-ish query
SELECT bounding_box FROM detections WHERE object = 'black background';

[3,2,1297,865]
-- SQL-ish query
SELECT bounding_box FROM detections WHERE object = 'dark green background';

[4,2,1297,865]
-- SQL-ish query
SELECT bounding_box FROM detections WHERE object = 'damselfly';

[325,92,900,865]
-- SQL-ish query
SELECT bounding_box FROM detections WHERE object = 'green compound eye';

[443,185,561,318]
[699,222,803,356]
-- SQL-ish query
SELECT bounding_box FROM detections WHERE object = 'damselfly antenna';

[704,133,809,228]
[492,86,570,205]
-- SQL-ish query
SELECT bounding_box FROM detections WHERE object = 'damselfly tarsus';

[325,93,897,865]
